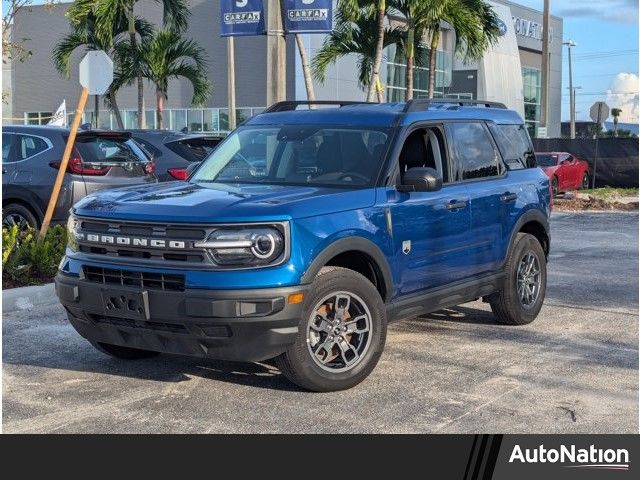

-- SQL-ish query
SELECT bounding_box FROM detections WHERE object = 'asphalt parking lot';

[2,212,638,433]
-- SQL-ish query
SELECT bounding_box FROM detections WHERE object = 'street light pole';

[563,40,576,138]
[539,0,550,136]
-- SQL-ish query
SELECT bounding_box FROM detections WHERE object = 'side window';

[16,134,49,160]
[2,133,13,162]
[397,126,449,184]
[448,122,499,180]
[488,123,536,169]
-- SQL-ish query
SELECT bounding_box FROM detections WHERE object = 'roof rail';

[263,100,375,113]
[403,98,507,113]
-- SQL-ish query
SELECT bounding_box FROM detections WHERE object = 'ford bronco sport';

[55,99,551,392]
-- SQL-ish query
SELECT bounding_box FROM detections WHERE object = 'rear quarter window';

[488,123,536,169]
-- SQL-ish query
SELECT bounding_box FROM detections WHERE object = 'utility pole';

[227,36,237,131]
[266,0,286,106]
[539,0,550,136]
[563,40,576,138]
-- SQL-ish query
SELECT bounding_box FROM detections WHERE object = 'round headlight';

[251,233,276,259]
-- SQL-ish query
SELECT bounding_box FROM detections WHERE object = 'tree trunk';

[295,34,316,105]
[367,0,386,102]
[405,27,415,101]
[614,118,618,137]
[109,85,124,130]
[128,8,144,128]
[94,95,99,128]
[427,29,440,99]
[156,89,164,130]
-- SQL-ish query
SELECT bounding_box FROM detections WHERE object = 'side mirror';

[398,167,442,193]
[186,162,201,176]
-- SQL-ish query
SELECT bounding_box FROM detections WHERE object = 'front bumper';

[55,272,308,362]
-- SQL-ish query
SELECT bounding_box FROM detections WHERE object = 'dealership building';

[6,0,563,137]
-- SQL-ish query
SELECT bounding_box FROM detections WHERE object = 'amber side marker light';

[288,292,305,304]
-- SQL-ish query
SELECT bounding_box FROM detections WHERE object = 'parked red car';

[535,152,591,196]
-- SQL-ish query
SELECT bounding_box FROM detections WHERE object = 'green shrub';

[2,225,68,287]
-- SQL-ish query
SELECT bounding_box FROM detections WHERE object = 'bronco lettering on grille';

[76,233,186,249]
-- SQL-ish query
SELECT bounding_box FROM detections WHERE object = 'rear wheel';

[2,203,38,231]
[90,341,159,360]
[551,176,559,196]
[581,173,590,190]
[490,233,547,325]
[275,267,387,392]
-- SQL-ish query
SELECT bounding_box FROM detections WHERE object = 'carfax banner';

[220,0,266,37]
[283,0,333,33]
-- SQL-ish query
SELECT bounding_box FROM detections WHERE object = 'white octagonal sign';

[79,50,113,95]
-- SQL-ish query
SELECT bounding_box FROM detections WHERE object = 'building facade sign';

[512,16,553,44]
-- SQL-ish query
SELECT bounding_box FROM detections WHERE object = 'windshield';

[190,125,392,188]
[535,154,558,167]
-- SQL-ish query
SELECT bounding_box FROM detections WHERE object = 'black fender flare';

[507,209,550,260]
[301,236,394,302]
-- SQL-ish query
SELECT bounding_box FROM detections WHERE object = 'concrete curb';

[2,283,57,314]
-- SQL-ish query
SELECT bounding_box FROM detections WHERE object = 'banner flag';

[283,0,333,33]
[220,0,266,37]
[48,100,67,127]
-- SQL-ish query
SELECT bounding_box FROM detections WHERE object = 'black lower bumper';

[55,273,308,362]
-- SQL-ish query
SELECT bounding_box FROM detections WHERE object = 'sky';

[515,0,639,123]
[4,0,639,123]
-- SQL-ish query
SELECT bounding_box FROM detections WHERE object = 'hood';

[73,181,377,223]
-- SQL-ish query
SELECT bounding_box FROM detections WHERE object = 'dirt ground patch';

[554,195,639,211]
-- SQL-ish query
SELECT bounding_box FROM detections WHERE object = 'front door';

[386,125,473,296]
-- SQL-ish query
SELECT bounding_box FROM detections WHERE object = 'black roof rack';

[403,98,507,113]
[263,100,375,113]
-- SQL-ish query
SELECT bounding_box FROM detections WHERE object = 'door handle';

[2,168,6,174]
[446,200,467,210]
[500,192,517,202]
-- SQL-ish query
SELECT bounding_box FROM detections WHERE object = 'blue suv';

[55,99,551,391]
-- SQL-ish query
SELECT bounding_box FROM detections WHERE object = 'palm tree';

[115,29,211,129]
[369,0,387,102]
[390,0,442,100]
[611,107,622,137]
[295,34,316,103]
[52,13,153,129]
[67,0,189,128]
[424,0,501,98]
[312,3,403,96]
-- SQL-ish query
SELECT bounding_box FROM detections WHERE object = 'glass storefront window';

[385,45,445,101]
[170,109,187,132]
[522,66,542,137]
[188,109,204,131]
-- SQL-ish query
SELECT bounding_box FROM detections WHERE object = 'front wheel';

[489,233,547,325]
[581,173,590,190]
[275,267,387,392]
[551,176,559,196]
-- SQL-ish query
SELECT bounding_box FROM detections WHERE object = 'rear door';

[2,132,16,187]
[447,121,521,276]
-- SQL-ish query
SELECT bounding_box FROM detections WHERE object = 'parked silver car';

[2,125,157,229]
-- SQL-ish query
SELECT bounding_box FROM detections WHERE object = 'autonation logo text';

[509,444,630,471]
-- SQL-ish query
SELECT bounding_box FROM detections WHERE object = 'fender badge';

[402,240,411,255]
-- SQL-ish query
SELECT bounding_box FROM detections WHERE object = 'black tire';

[581,173,590,190]
[2,203,39,230]
[489,233,547,326]
[275,266,387,392]
[90,341,160,360]
[551,176,559,196]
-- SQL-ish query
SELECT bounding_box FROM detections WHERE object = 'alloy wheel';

[306,291,372,372]
[517,251,541,308]
[2,213,30,231]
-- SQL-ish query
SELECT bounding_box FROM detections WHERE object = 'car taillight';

[49,152,111,176]
[144,159,156,175]
[168,167,188,180]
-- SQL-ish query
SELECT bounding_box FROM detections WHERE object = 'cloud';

[554,0,638,24]
[606,73,639,123]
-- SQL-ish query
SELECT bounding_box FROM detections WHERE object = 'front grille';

[83,266,185,292]
[75,218,209,265]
